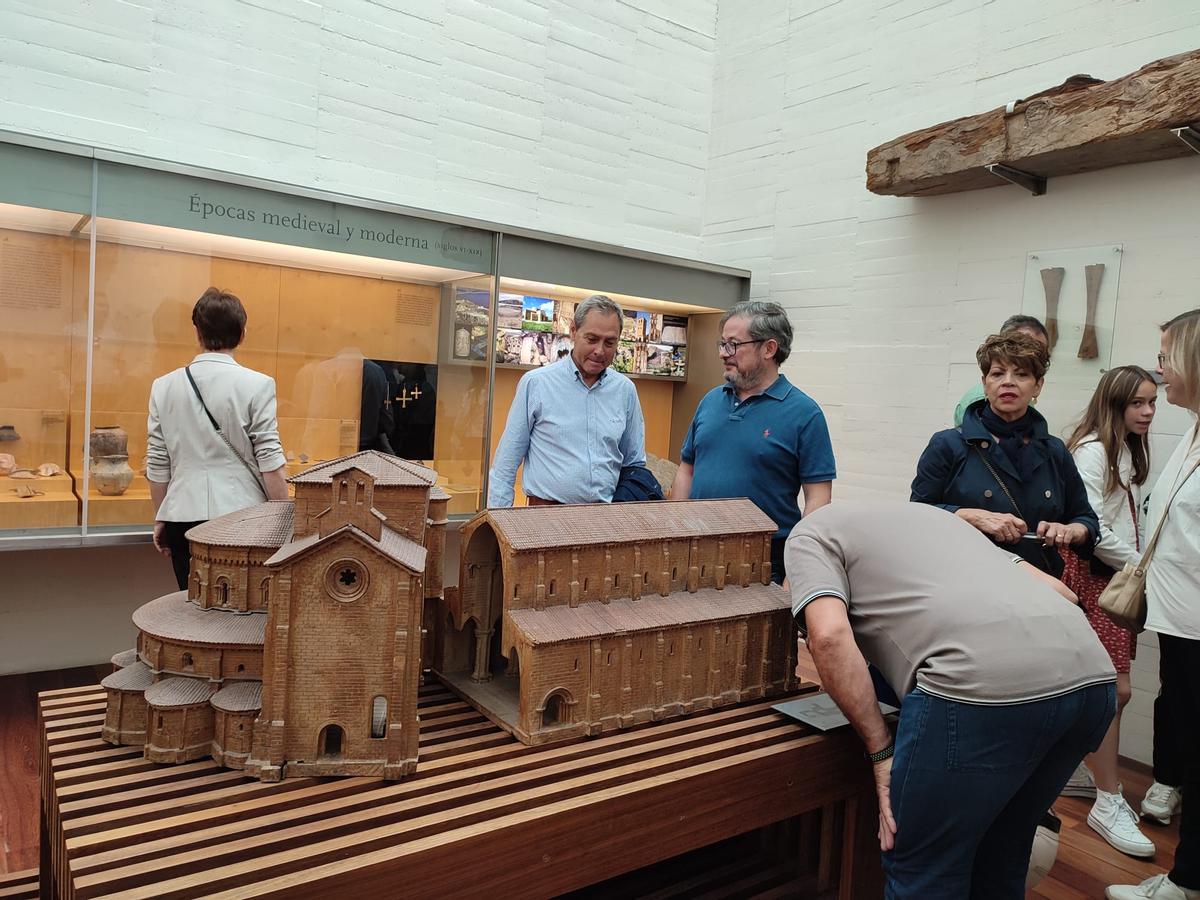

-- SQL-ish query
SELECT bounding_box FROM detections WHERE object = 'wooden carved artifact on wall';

[1079,264,1105,360]
[1039,267,1064,351]
[867,50,1200,197]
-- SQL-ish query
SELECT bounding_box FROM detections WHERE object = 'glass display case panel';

[83,163,494,527]
[0,144,93,534]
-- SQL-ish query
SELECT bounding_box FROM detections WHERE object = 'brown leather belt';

[525,494,562,507]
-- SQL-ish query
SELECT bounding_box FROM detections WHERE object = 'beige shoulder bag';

[1099,455,1200,632]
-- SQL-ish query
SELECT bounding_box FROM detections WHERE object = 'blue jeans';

[883,682,1116,899]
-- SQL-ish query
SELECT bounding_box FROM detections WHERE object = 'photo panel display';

[493,291,689,381]
[520,295,554,332]
[519,330,553,367]
[497,293,522,331]
[452,286,489,361]
[495,328,523,365]
[660,314,687,345]
[553,300,575,334]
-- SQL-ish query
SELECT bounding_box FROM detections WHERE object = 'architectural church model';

[101,451,449,781]
[101,450,796,779]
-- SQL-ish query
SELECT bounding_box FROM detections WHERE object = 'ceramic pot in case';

[89,426,129,458]
[92,456,134,496]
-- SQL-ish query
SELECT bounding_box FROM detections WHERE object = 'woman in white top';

[1062,366,1157,859]
[147,288,290,590]
[1108,309,1200,900]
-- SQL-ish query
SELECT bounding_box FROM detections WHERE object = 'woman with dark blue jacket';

[911,332,1098,577]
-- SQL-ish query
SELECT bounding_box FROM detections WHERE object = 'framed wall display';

[492,284,691,382]
[1019,244,1124,433]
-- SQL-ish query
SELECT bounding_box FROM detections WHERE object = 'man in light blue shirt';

[488,295,646,507]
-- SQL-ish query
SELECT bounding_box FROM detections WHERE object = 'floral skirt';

[1062,549,1136,674]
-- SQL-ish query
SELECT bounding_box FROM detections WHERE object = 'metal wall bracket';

[1172,126,1200,155]
[986,163,1047,196]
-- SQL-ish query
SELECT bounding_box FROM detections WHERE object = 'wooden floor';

[0,664,110,875]
[0,664,1182,897]
[1031,766,1181,899]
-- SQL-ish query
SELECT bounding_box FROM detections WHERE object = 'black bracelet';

[866,743,895,763]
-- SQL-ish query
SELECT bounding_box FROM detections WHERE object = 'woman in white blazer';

[1061,365,1157,859]
[1108,309,1200,900]
[147,288,289,589]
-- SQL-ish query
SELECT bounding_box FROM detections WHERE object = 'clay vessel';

[92,456,134,496]
[90,426,128,458]
[0,453,14,476]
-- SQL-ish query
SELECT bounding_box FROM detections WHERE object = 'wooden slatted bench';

[0,869,38,900]
[38,679,881,899]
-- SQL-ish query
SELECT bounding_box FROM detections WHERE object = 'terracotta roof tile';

[266,524,426,572]
[484,499,776,551]
[289,451,436,487]
[145,676,215,708]
[211,680,263,713]
[508,582,790,646]
[111,648,139,669]
[101,661,155,692]
[185,501,294,548]
[133,592,266,647]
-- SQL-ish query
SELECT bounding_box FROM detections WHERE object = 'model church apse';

[100,451,449,781]
[437,499,797,745]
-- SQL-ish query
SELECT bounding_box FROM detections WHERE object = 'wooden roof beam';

[866,50,1200,197]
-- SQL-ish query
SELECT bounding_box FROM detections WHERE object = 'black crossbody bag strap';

[184,365,269,500]
[972,443,1056,570]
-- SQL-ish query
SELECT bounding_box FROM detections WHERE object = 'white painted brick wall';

[701,0,1200,764]
[0,0,717,257]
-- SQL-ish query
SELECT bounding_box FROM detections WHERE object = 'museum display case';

[0,143,93,532]
[0,134,748,545]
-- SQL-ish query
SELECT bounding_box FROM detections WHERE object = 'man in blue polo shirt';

[671,300,835,583]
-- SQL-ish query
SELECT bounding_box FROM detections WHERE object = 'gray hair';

[573,294,624,329]
[720,300,793,365]
[1000,314,1049,341]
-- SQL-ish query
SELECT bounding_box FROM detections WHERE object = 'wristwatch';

[866,743,895,763]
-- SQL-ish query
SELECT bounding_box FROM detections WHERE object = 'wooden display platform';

[0,869,38,900]
[38,678,882,899]
[0,474,78,529]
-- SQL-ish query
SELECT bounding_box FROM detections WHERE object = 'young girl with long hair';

[1061,365,1158,858]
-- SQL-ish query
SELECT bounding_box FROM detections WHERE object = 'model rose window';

[325,560,368,602]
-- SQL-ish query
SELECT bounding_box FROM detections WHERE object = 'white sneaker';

[1142,782,1183,825]
[1062,762,1098,798]
[1088,789,1157,858]
[1106,874,1200,899]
